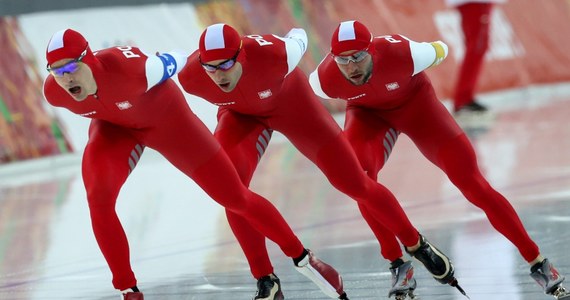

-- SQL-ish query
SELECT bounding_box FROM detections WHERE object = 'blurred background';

[2,0,570,162]
[1,1,570,299]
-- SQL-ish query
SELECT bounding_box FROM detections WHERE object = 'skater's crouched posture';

[43,28,347,300]
[309,19,569,299]
[178,23,464,299]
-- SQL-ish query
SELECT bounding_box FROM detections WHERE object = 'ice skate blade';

[252,292,284,300]
[394,292,418,300]
[553,285,570,299]
[338,292,349,299]
[392,290,418,300]
[449,278,469,299]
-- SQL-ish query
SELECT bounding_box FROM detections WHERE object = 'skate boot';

[253,273,284,300]
[388,259,417,300]
[406,234,468,298]
[294,249,349,299]
[530,258,570,299]
[120,287,144,300]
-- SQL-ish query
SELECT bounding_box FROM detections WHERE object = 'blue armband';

[157,53,177,83]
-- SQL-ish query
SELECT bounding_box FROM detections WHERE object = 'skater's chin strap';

[449,279,470,299]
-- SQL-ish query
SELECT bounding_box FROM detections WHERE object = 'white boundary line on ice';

[0,153,81,187]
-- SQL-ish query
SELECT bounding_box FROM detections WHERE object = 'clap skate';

[295,249,349,299]
[551,287,570,300]
[253,273,284,300]
[406,234,469,298]
[530,258,570,299]
[388,260,417,300]
[122,292,143,300]
[120,287,143,300]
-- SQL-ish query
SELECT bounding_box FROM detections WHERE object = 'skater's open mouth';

[69,86,82,95]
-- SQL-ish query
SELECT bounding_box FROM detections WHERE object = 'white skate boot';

[294,249,349,299]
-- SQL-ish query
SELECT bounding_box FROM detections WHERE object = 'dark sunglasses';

[332,50,370,65]
[46,48,87,77]
[200,50,240,73]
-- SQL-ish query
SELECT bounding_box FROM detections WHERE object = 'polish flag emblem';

[385,82,400,91]
[258,89,272,99]
[116,101,133,110]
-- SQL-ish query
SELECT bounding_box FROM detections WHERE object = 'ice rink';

[0,84,569,300]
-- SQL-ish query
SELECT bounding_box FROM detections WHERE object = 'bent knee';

[329,173,374,201]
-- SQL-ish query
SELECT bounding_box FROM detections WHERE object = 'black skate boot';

[253,273,284,300]
[294,249,349,299]
[388,259,417,300]
[406,234,469,298]
[530,258,570,299]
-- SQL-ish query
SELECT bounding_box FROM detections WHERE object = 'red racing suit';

[179,31,423,279]
[43,46,305,290]
[310,34,539,263]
